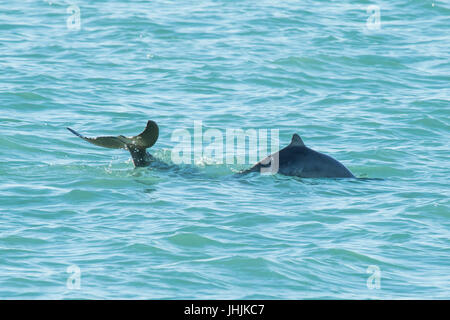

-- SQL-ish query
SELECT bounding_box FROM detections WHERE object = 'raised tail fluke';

[66,127,128,149]
[128,120,159,149]
[67,120,159,167]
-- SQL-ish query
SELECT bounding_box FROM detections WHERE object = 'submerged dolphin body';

[241,134,355,178]
[67,120,159,167]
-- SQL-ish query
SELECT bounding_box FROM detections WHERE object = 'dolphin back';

[240,134,355,178]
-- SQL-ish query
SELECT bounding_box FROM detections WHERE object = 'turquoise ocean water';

[0,0,449,299]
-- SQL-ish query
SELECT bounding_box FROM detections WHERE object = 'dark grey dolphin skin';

[68,121,354,178]
[67,120,159,167]
[241,134,355,178]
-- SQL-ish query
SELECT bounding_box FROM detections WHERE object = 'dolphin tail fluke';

[67,120,159,167]
[67,127,127,149]
[129,120,159,150]
[125,120,159,167]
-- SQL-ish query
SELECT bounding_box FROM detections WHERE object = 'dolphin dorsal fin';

[290,133,305,147]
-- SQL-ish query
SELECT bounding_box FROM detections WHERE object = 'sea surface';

[0,0,449,299]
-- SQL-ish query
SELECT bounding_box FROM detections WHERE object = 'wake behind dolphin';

[68,121,355,178]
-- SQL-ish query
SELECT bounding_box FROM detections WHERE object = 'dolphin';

[241,134,355,178]
[67,120,159,167]
[67,121,355,178]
